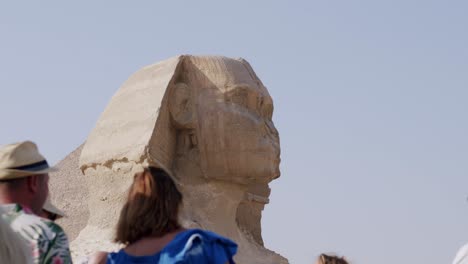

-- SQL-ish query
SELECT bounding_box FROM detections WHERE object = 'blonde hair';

[0,209,33,264]
[318,254,349,264]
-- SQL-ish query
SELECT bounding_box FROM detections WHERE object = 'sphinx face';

[188,58,280,184]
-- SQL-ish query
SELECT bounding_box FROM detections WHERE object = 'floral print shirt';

[0,204,72,264]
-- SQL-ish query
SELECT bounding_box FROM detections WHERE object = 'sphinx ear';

[169,82,195,129]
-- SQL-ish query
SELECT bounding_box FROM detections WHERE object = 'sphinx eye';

[257,96,264,110]
[227,89,249,107]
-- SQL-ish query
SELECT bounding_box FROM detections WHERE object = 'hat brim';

[43,202,66,218]
[0,167,57,181]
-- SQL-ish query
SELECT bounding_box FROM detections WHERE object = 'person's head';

[0,141,53,215]
[316,254,349,264]
[114,167,182,245]
[0,175,49,215]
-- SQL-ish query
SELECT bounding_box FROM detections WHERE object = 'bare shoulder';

[88,251,108,264]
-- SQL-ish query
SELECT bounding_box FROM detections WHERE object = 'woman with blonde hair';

[316,253,349,264]
[92,166,237,264]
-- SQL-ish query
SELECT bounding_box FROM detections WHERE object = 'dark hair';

[114,167,182,244]
[318,254,349,264]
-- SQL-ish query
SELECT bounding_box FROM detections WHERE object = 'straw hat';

[0,141,56,180]
[43,199,65,219]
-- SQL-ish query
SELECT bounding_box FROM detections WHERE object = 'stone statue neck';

[178,177,246,235]
[172,143,247,235]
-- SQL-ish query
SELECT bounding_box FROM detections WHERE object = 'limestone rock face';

[55,55,287,263]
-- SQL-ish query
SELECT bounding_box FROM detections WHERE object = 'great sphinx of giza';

[49,55,287,263]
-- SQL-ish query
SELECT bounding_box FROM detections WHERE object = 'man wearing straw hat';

[0,141,72,264]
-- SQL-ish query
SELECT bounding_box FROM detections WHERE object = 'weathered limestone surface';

[52,55,287,263]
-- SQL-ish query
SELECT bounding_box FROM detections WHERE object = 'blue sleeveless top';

[106,229,238,264]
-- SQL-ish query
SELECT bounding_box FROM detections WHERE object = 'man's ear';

[26,175,39,194]
[169,82,194,129]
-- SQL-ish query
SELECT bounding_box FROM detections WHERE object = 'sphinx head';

[80,55,280,185]
[166,56,280,184]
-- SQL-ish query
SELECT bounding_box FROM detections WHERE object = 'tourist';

[316,253,349,264]
[0,141,72,263]
[90,166,237,264]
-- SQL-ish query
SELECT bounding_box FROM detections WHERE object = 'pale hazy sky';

[1,1,467,263]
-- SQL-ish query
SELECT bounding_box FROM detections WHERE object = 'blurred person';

[0,141,72,263]
[91,166,237,264]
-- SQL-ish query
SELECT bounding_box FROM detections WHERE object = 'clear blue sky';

[1,1,467,263]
